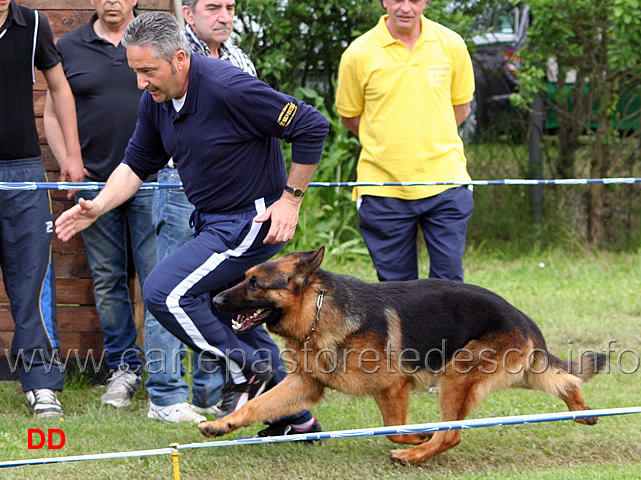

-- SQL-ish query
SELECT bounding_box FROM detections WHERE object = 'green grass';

[1,250,640,479]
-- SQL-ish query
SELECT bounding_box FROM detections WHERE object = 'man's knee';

[142,272,168,316]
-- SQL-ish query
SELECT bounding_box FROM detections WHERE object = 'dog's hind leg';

[389,372,489,464]
[372,378,430,445]
[558,385,597,425]
[525,351,600,426]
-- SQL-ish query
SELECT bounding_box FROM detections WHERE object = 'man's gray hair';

[122,12,192,63]
[182,0,199,8]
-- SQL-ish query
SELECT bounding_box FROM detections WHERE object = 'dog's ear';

[296,246,325,273]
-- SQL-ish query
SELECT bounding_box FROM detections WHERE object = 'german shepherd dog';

[199,247,606,464]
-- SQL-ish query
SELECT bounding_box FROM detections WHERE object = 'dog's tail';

[564,351,608,381]
[526,349,607,396]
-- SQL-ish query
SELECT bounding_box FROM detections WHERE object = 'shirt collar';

[4,0,27,30]
[80,9,139,44]
[166,52,200,118]
[375,14,435,47]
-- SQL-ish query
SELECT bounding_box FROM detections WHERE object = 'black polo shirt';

[55,12,143,181]
[0,2,60,160]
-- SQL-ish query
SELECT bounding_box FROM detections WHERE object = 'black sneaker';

[217,370,274,418]
[237,417,323,443]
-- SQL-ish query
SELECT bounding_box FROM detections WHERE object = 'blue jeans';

[358,187,474,282]
[77,188,157,374]
[147,168,224,407]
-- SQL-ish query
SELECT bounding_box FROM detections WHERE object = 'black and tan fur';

[199,247,606,464]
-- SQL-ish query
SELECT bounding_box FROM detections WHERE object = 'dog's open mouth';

[231,308,273,333]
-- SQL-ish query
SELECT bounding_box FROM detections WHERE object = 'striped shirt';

[184,24,257,77]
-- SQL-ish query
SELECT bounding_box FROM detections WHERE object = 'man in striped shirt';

[182,0,256,75]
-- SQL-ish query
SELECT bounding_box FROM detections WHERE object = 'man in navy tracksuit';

[56,12,328,436]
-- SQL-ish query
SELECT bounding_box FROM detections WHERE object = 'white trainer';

[101,370,141,408]
[147,402,207,423]
[191,403,221,417]
[25,389,63,418]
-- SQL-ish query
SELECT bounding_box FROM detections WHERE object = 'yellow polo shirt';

[336,15,475,200]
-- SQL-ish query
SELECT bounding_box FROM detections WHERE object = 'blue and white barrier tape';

[1,406,640,469]
[1,177,641,191]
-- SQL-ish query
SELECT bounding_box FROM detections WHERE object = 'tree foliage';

[513,0,641,244]
[233,0,486,102]
[233,0,381,106]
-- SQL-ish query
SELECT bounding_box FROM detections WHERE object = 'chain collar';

[293,290,326,343]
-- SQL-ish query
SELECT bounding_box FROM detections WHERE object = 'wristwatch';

[284,185,305,198]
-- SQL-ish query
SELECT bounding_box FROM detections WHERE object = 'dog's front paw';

[199,420,235,438]
[390,448,425,465]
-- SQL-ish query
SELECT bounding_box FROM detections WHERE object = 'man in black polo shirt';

[0,0,83,417]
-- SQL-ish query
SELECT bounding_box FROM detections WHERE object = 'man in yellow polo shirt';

[336,0,475,282]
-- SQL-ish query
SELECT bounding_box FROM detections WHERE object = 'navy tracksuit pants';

[143,195,312,426]
[0,158,64,391]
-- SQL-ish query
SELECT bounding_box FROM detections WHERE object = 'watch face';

[286,186,304,198]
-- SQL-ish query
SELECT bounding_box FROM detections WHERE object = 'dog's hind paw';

[198,420,232,438]
[574,406,599,426]
[575,416,599,426]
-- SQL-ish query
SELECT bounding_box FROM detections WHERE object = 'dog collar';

[294,290,325,343]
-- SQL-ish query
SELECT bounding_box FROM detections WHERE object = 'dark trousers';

[0,158,64,391]
[359,186,474,282]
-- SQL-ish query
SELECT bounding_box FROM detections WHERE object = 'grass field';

[1,249,640,479]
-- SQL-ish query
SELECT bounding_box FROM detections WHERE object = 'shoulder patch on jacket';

[277,102,297,127]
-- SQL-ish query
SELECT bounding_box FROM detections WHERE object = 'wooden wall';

[0,0,175,379]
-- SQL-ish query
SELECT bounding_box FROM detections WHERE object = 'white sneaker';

[101,370,141,408]
[191,403,221,417]
[25,389,63,418]
[147,402,206,423]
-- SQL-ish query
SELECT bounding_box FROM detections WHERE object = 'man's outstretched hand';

[55,197,103,242]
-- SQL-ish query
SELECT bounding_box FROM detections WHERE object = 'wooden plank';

[55,278,96,305]
[0,278,94,305]
[42,145,58,171]
[57,305,101,331]
[0,330,13,352]
[0,331,104,358]
[0,306,101,332]
[54,251,94,279]
[34,69,46,92]
[22,0,95,9]
[22,0,174,11]
[2,277,143,309]
[34,90,46,117]
[52,229,87,253]
[46,10,94,38]
[36,117,45,144]
[59,331,105,355]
